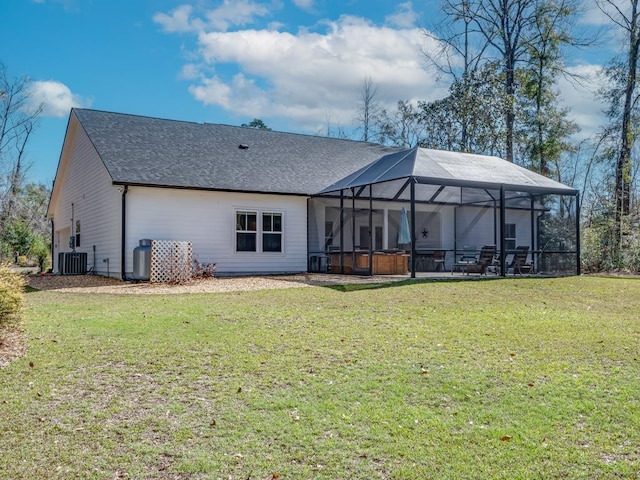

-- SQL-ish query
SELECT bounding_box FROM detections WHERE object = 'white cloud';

[580,0,632,26]
[154,1,271,33]
[578,0,634,54]
[556,63,608,139]
[292,0,314,11]
[156,3,607,142]
[204,0,271,31]
[164,12,443,131]
[189,76,234,109]
[153,5,203,33]
[385,2,419,29]
[179,63,201,80]
[28,80,91,118]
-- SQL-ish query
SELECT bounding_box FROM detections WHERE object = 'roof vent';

[238,144,249,150]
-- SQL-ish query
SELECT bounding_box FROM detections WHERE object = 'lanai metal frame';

[312,147,580,278]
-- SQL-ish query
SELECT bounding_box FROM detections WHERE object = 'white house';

[47,109,580,278]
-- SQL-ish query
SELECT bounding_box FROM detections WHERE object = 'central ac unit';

[59,252,87,275]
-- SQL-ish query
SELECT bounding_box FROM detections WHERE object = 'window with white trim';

[262,212,282,252]
[235,210,284,252]
[236,211,257,252]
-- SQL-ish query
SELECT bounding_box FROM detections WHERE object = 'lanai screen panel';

[312,147,580,275]
[536,194,579,275]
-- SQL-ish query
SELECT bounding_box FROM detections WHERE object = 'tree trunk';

[506,63,515,163]
[614,0,639,242]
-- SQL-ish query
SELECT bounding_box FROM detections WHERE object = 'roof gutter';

[111,181,311,198]
[121,185,128,281]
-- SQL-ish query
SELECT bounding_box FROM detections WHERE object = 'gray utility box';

[133,239,152,281]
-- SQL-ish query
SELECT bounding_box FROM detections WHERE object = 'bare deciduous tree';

[597,0,640,246]
[425,0,588,165]
[378,101,424,148]
[0,63,42,235]
[355,77,381,142]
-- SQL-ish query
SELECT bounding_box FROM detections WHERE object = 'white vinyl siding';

[456,207,532,251]
[49,118,121,276]
[125,188,307,275]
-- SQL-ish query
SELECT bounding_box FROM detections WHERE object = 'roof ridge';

[73,107,390,147]
[73,107,202,126]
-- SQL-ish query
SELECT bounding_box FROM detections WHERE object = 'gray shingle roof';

[73,108,400,196]
[73,109,578,198]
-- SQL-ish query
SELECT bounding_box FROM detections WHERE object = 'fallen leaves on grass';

[0,325,26,368]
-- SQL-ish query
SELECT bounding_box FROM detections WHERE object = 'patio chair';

[458,245,477,264]
[432,250,446,272]
[451,245,477,274]
[463,245,497,275]
[508,245,533,275]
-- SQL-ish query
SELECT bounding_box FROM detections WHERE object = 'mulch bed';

[27,273,123,291]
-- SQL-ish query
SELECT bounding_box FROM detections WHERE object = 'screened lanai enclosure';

[308,147,579,277]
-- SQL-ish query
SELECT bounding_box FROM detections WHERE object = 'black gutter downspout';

[121,185,128,281]
[368,184,373,276]
[530,195,536,272]
[493,198,498,246]
[576,193,581,275]
[351,188,356,274]
[410,178,416,279]
[500,185,506,277]
[453,206,458,262]
[340,190,344,274]
[50,219,55,273]
[306,198,310,272]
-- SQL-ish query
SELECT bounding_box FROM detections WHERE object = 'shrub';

[192,259,217,278]
[2,220,34,256]
[28,235,51,272]
[0,264,26,326]
[581,214,640,273]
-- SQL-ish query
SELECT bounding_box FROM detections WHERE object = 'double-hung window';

[235,210,283,252]
[236,211,257,252]
[262,212,282,252]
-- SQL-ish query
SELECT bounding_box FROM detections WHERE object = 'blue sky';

[1,0,614,186]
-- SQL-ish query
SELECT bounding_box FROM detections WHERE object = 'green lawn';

[1,276,640,479]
